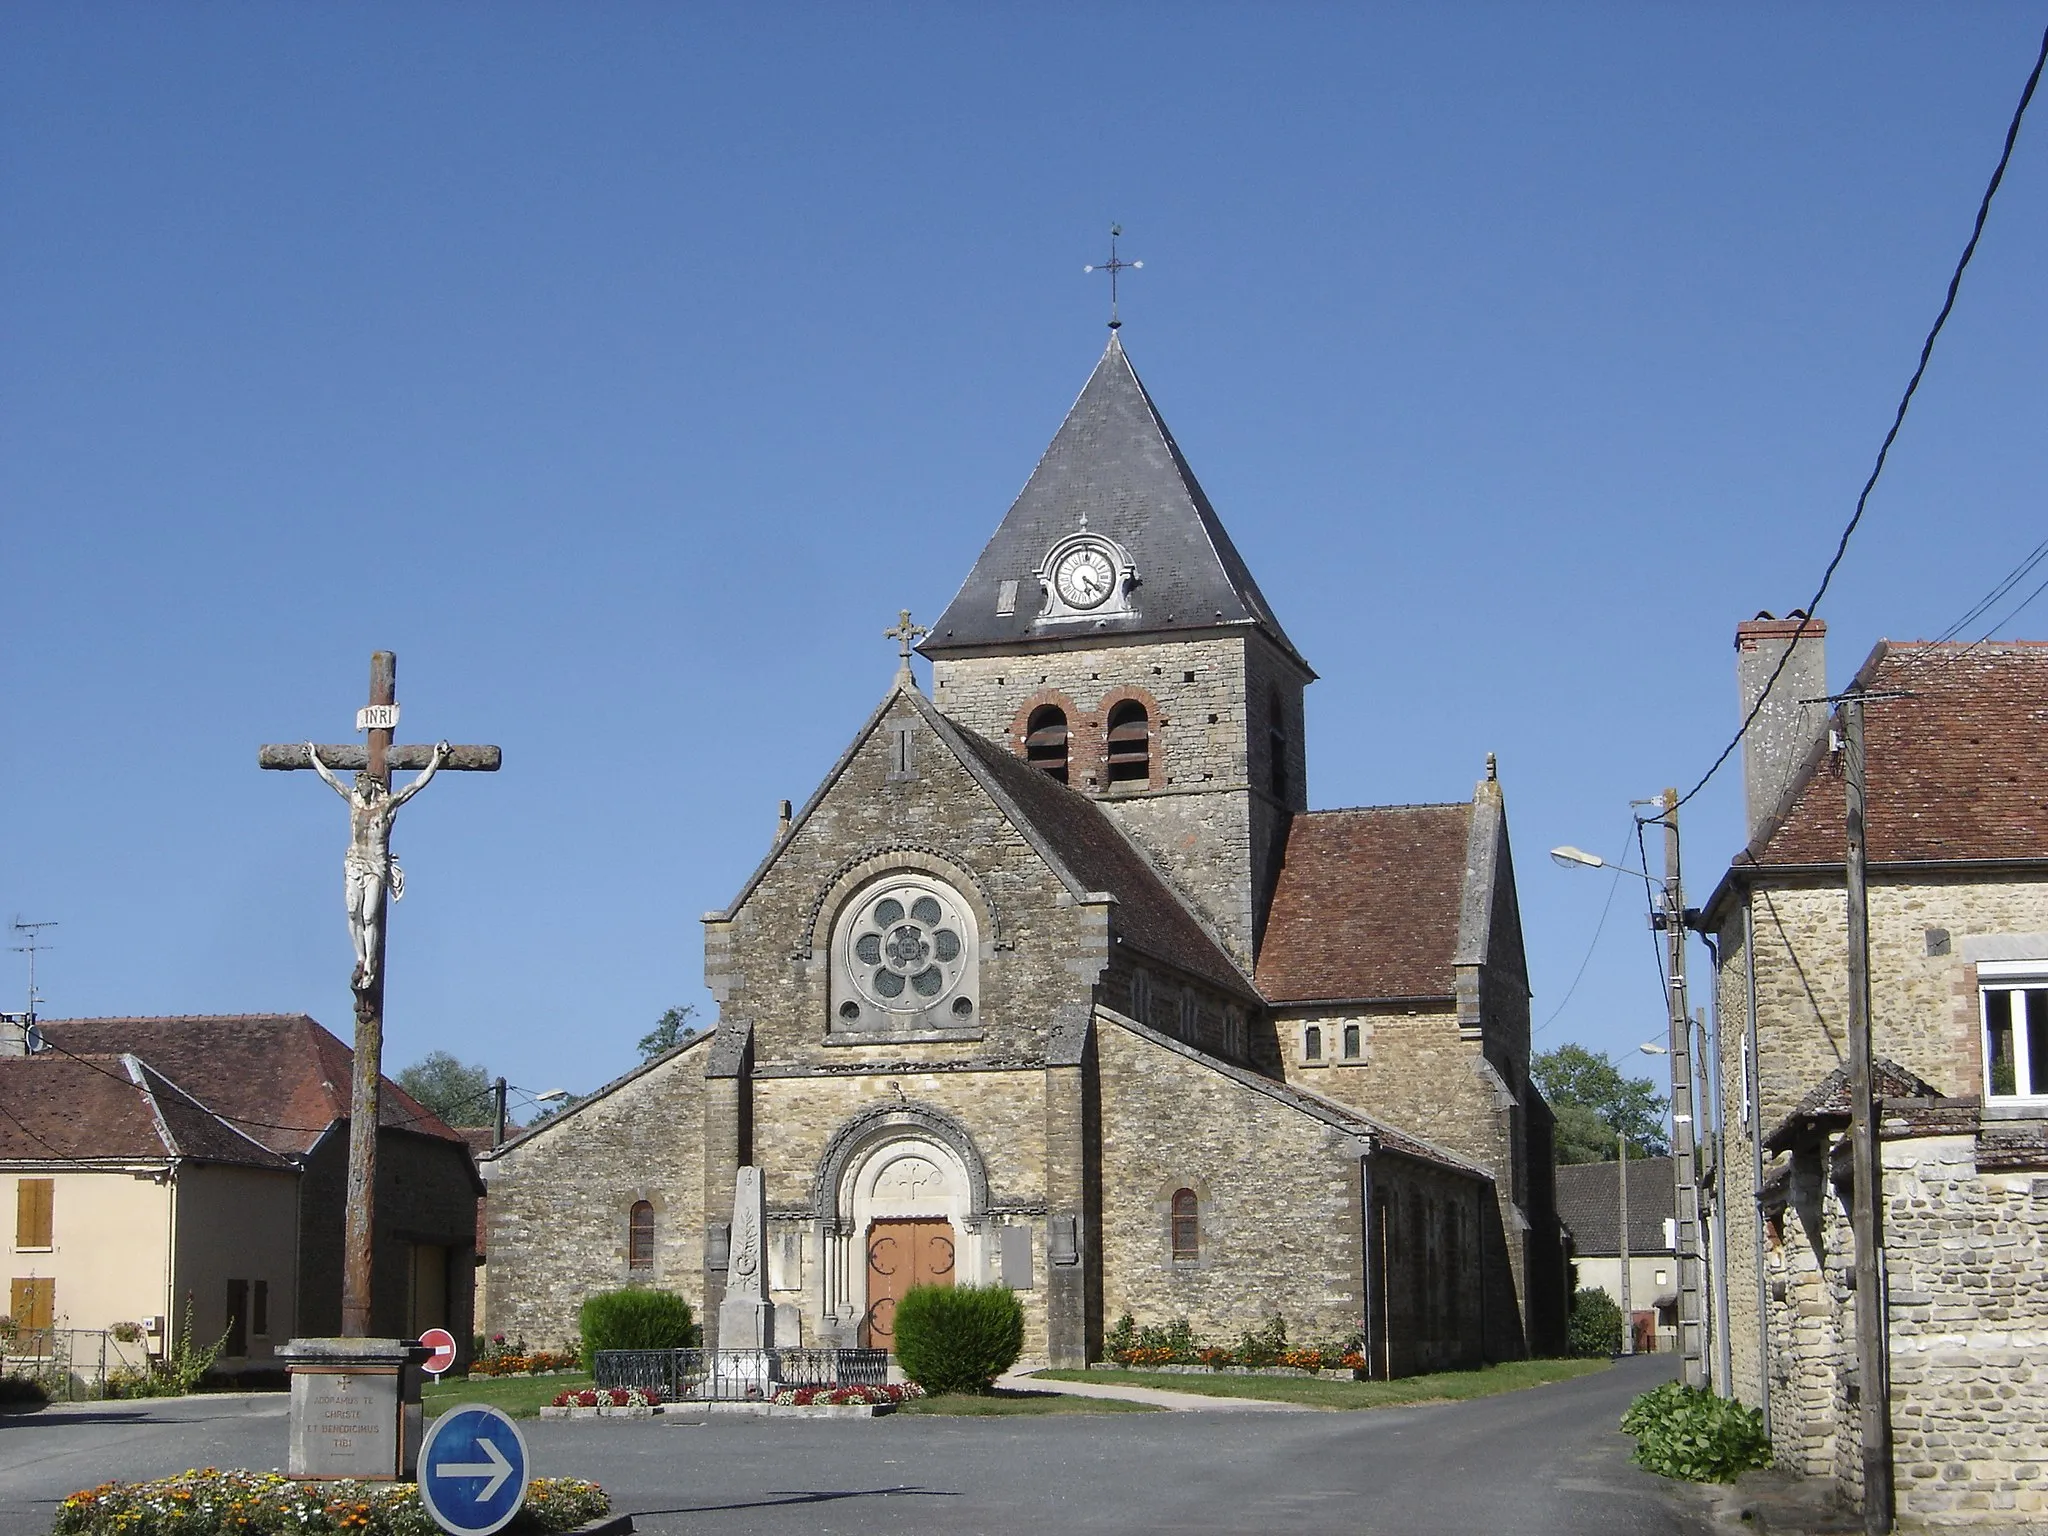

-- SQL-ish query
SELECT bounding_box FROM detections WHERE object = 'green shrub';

[54,1469,607,1536]
[1566,1287,1623,1358]
[893,1283,1025,1395]
[577,1289,697,1371]
[1620,1380,1773,1482]
[0,1374,48,1407]
[103,1300,227,1398]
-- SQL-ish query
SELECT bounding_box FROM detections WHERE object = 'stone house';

[483,335,1566,1371]
[34,1015,483,1364]
[1555,1154,1679,1352]
[1704,621,2048,1525]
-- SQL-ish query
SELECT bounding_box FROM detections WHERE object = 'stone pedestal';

[279,1338,428,1481]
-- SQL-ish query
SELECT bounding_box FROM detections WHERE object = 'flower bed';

[1100,1313,1367,1373]
[551,1388,661,1410]
[55,1470,608,1536]
[470,1351,581,1378]
[769,1383,922,1407]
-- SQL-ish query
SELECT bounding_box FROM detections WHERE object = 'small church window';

[1304,1025,1322,1061]
[1342,1023,1361,1060]
[1026,705,1069,784]
[629,1201,655,1271]
[1106,700,1151,784]
[1171,1189,1199,1263]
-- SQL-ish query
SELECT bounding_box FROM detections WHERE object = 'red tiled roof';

[0,1053,293,1169]
[36,1015,464,1155]
[1749,642,2048,866]
[1256,805,1472,1003]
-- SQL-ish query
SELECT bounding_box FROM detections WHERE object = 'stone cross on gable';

[260,650,500,1338]
[885,609,929,684]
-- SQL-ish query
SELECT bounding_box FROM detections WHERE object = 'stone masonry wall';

[1093,1016,1368,1346]
[931,632,1307,966]
[481,1039,710,1349]
[1277,1001,1528,1358]
[1715,872,2048,1417]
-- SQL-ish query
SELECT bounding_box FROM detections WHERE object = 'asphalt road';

[0,1355,1707,1536]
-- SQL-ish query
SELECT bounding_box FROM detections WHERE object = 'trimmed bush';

[1566,1287,1623,1358]
[1621,1381,1773,1482]
[0,1374,48,1408]
[577,1288,698,1371]
[893,1283,1024,1395]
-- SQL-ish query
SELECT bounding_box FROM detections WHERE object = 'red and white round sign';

[419,1328,458,1377]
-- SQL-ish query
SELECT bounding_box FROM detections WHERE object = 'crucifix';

[260,651,501,1337]
[885,608,928,685]
[1082,223,1143,331]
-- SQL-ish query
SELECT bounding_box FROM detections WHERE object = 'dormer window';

[1026,705,1069,783]
[1106,700,1151,784]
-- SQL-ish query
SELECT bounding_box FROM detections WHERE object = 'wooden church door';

[861,1218,954,1349]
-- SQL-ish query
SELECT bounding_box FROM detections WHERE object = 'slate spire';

[921,335,1308,671]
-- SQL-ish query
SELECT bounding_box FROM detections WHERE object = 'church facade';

[482,337,1567,1371]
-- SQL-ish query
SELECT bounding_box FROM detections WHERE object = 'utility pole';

[1656,788,1707,1389]
[1618,1131,1633,1356]
[493,1076,508,1149]
[1843,695,1894,1532]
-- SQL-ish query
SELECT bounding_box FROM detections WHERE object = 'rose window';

[836,878,976,1020]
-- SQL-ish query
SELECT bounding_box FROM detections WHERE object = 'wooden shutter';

[224,1279,248,1357]
[15,1178,53,1248]
[11,1276,54,1334]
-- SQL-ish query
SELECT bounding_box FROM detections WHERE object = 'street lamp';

[1552,807,1709,1390]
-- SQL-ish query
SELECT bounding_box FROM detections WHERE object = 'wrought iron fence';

[594,1347,890,1401]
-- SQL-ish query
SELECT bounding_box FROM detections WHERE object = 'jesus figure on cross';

[307,740,451,991]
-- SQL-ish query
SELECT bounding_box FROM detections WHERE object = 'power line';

[1536,822,1634,1035]
[1902,534,2048,656]
[1672,19,2048,814]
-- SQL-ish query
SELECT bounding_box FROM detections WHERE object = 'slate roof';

[1256,805,1474,1003]
[922,336,1308,671]
[37,1015,464,1156]
[937,706,1262,1002]
[1554,1156,1676,1256]
[0,1053,294,1170]
[1744,641,2048,867]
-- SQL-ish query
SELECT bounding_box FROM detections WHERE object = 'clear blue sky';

[6,6,2045,1117]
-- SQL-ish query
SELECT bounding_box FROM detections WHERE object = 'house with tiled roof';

[1703,620,2048,1525]
[17,1015,482,1372]
[483,336,1565,1372]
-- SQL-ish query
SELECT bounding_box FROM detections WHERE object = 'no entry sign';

[418,1328,458,1378]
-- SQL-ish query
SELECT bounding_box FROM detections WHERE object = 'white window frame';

[1978,961,2048,1104]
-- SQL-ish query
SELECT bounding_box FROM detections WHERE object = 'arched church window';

[1268,688,1289,800]
[1025,706,1069,783]
[629,1201,654,1271]
[1304,1025,1322,1061]
[1105,700,1151,784]
[830,873,981,1032]
[1171,1188,1199,1264]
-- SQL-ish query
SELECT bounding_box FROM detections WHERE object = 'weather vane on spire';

[1083,224,1142,331]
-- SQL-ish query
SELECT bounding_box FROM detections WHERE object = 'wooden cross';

[259,650,501,1338]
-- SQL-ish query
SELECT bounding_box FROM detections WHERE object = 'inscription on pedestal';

[280,1338,426,1481]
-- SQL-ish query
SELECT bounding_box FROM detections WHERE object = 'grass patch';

[898,1387,1160,1415]
[1033,1357,1608,1410]
[423,1373,593,1419]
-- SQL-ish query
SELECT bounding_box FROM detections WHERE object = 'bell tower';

[920,336,1312,968]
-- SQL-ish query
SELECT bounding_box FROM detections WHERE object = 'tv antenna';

[10,918,57,1017]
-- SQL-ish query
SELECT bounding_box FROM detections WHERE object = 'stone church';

[484,335,1567,1372]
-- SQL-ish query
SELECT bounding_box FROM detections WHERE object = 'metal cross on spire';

[1083,224,1143,330]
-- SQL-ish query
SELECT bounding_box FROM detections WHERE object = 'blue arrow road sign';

[419,1405,530,1536]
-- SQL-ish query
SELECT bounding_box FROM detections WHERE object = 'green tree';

[636,1005,701,1060]
[1533,1043,1668,1162]
[395,1050,494,1127]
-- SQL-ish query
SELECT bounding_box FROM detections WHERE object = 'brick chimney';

[1735,612,1828,845]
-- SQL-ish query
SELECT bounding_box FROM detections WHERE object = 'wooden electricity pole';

[1842,694,1894,1532]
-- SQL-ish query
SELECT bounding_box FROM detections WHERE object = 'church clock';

[1053,545,1116,610]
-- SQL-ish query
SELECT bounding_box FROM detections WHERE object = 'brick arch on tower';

[1007,688,1086,784]
[1095,683,1165,791]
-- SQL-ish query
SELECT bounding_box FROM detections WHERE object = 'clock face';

[1054,546,1117,609]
